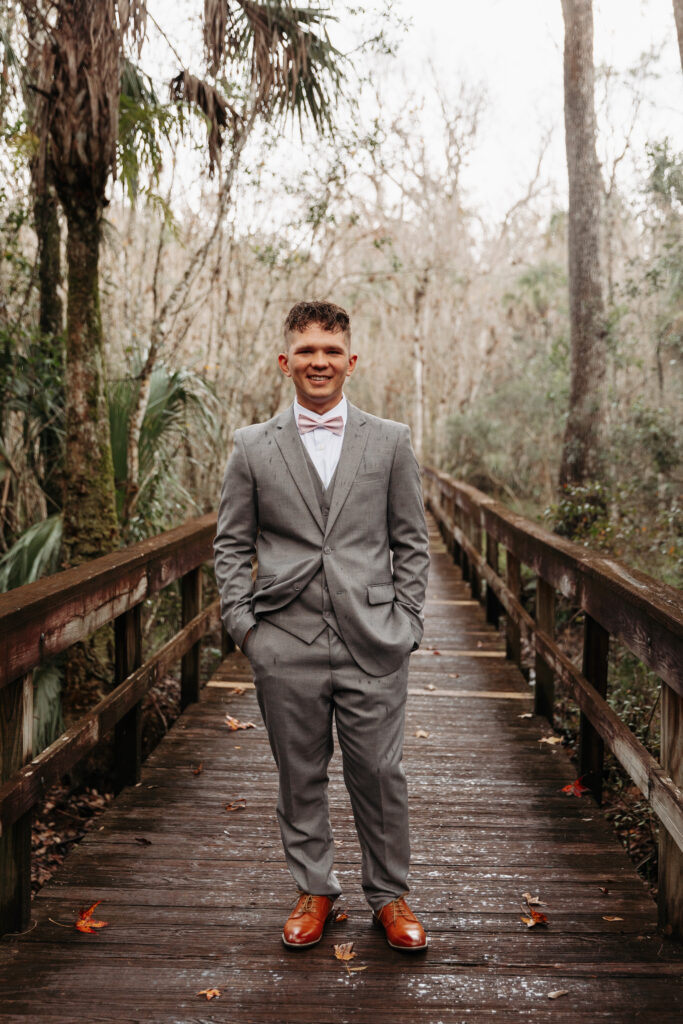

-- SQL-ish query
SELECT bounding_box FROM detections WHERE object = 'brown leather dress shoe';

[282,893,335,948]
[374,896,428,951]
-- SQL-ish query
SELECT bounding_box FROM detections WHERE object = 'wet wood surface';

[0,517,681,1022]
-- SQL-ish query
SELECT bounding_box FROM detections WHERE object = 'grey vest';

[260,445,342,642]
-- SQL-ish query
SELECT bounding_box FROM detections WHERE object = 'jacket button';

[323,546,331,554]
[294,583,301,591]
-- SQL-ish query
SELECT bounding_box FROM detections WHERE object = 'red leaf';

[225,798,247,812]
[75,900,108,934]
[561,778,590,797]
[225,714,256,731]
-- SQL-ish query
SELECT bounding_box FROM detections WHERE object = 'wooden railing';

[0,514,229,937]
[423,466,683,939]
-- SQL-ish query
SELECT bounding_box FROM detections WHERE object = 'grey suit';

[213,402,430,910]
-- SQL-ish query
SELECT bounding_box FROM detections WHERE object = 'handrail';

[422,465,683,939]
[0,513,226,937]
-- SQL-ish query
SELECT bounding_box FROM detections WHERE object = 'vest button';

[323,546,331,554]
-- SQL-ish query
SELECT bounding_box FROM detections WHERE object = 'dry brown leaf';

[425,683,436,691]
[602,915,623,922]
[335,911,349,922]
[599,886,609,895]
[548,990,569,1000]
[539,736,562,745]
[197,988,221,1000]
[75,901,108,934]
[448,673,460,678]
[348,966,368,973]
[333,942,357,962]
[432,650,441,655]
[522,892,545,906]
[415,729,430,739]
[228,686,246,696]
[134,836,151,846]
[518,712,533,719]
[192,763,203,775]
[225,714,256,731]
[225,798,247,812]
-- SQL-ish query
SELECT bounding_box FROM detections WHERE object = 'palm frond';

[169,69,239,172]
[119,59,176,199]
[0,513,63,591]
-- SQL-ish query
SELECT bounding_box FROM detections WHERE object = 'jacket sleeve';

[388,424,430,648]
[212,430,259,648]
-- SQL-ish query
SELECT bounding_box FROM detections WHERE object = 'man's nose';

[311,350,330,367]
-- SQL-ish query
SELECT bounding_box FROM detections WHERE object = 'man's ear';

[346,353,358,376]
[278,352,292,377]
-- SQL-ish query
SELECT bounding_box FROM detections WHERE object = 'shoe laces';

[293,892,326,917]
[385,896,415,924]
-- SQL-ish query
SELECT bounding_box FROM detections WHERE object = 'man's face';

[278,324,357,414]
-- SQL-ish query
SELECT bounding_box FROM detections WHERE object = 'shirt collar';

[293,394,347,426]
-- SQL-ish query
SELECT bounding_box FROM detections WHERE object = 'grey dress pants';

[246,619,411,914]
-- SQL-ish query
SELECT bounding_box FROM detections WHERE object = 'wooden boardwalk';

[1,518,681,1022]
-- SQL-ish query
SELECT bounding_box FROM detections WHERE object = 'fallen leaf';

[197,988,221,1000]
[334,942,357,962]
[476,640,483,648]
[539,736,562,745]
[602,915,623,922]
[415,729,430,739]
[134,836,152,846]
[548,990,569,1000]
[561,778,590,797]
[228,686,246,696]
[426,683,436,691]
[225,715,256,731]
[335,911,349,922]
[520,908,548,928]
[599,886,609,895]
[192,763,203,775]
[75,901,108,934]
[432,650,441,656]
[518,712,533,719]
[522,892,545,906]
[225,798,247,812]
[448,673,460,678]
[348,966,368,973]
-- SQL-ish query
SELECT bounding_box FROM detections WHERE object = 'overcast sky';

[146,1,683,223]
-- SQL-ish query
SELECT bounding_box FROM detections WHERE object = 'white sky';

[144,0,683,224]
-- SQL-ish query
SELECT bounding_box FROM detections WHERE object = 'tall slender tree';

[559,0,606,488]
[673,0,683,71]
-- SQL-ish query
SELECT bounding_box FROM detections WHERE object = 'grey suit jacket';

[213,402,430,676]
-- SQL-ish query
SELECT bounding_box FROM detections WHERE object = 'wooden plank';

[659,682,683,938]
[0,674,32,935]
[0,513,216,692]
[0,602,220,832]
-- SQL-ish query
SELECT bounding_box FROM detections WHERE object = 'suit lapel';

[273,407,325,531]
[325,403,369,537]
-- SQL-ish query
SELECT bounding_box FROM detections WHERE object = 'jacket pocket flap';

[367,582,395,605]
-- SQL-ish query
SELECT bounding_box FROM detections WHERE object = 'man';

[213,301,430,951]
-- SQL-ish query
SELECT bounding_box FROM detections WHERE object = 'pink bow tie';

[297,413,344,436]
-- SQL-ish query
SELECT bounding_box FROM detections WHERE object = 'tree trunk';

[559,0,607,488]
[674,0,683,72]
[32,182,65,514]
[59,201,119,722]
[412,271,429,463]
[61,203,119,565]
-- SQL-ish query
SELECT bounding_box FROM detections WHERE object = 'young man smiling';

[213,301,430,951]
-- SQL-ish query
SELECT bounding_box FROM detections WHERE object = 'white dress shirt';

[294,395,347,488]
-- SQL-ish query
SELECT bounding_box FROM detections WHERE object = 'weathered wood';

[113,605,143,792]
[221,623,235,657]
[470,517,483,602]
[1,526,682,1019]
[659,682,683,939]
[485,532,501,628]
[579,614,609,802]
[180,568,202,709]
[423,468,683,695]
[506,550,522,667]
[0,602,220,833]
[0,674,32,935]
[534,577,555,721]
[0,512,215,692]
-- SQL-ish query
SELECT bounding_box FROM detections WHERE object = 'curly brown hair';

[283,301,350,344]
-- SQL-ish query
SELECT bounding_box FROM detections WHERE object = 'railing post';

[505,551,522,668]
[460,508,471,584]
[534,577,555,721]
[0,673,33,935]
[578,615,609,802]
[113,605,143,791]
[658,681,683,938]
[470,515,482,602]
[452,498,462,567]
[181,567,202,709]
[485,533,501,628]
